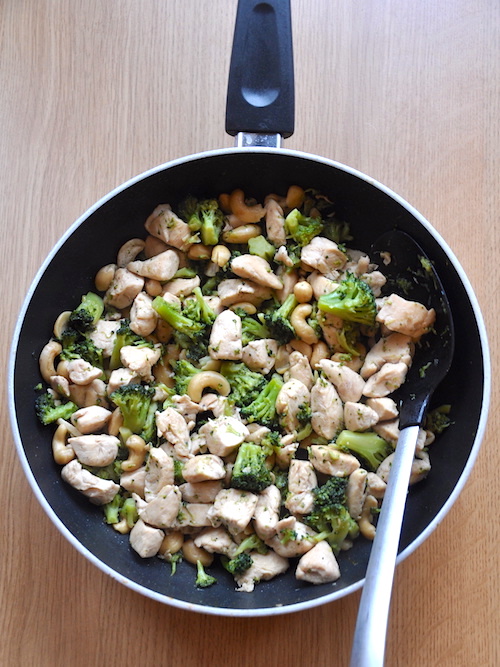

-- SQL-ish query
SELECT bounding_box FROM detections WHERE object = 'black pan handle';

[225,0,295,138]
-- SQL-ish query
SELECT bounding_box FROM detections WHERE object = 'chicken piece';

[182,454,226,483]
[343,401,379,432]
[274,245,295,268]
[129,291,158,337]
[70,378,108,408]
[253,484,282,540]
[49,375,71,399]
[106,368,138,395]
[198,393,231,418]
[61,459,119,505]
[301,236,347,275]
[317,311,343,350]
[274,440,299,469]
[285,459,318,516]
[144,204,192,252]
[318,359,366,403]
[207,487,259,536]
[362,361,409,398]
[276,266,298,301]
[89,319,121,357]
[366,471,386,499]
[242,338,278,374]
[230,254,282,290]
[129,518,164,558]
[372,418,400,446]
[234,551,289,593]
[162,276,200,298]
[360,270,387,297]
[377,450,431,486]
[360,333,414,379]
[265,198,286,246]
[199,415,249,457]
[309,445,360,476]
[179,480,223,504]
[105,267,144,309]
[286,350,313,390]
[144,447,175,501]
[170,394,204,431]
[120,344,161,382]
[310,375,343,440]
[376,293,436,340]
[127,249,179,282]
[67,434,119,467]
[208,309,243,361]
[295,540,340,585]
[267,516,316,558]
[365,397,399,421]
[217,278,273,307]
[120,466,147,498]
[346,468,368,520]
[307,271,338,299]
[275,378,311,433]
[70,405,112,434]
[193,526,238,557]
[139,484,182,530]
[67,358,103,386]
[156,407,192,459]
[244,423,271,443]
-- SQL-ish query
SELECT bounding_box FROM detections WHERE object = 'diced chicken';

[242,338,278,374]
[267,516,316,558]
[182,454,226,483]
[275,378,311,433]
[156,407,192,459]
[162,276,200,298]
[120,344,161,382]
[231,254,282,290]
[360,270,387,297]
[67,358,103,386]
[276,266,298,301]
[377,450,431,486]
[372,419,400,446]
[89,319,121,357]
[70,378,108,408]
[129,518,164,558]
[179,480,223,503]
[360,333,414,379]
[244,423,271,443]
[307,271,338,299]
[67,434,119,467]
[208,309,243,361]
[274,245,295,268]
[129,291,158,337]
[274,440,299,469]
[170,394,204,431]
[207,487,259,536]
[139,484,182,530]
[193,526,238,557]
[343,401,379,432]
[301,236,347,275]
[198,393,231,418]
[217,278,273,307]
[366,471,387,499]
[362,361,409,398]
[173,503,212,530]
[317,311,343,350]
[49,375,71,399]
[127,249,179,282]
[310,375,344,440]
[376,293,436,340]
[365,397,399,421]
[285,459,318,515]
[144,204,193,252]
[144,447,175,501]
[105,267,144,309]
[234,551,289,593]
[265,198,286,246]
[286,350,313,390]
[199,416,249,457]
[253,484,282,540]
[120,466,147,498]
[346,468,368,520]
[70,405,112,434]
[309,445,360,477]
[106,368,138,395]
[318,359,366,403]
[61,459,120,505]
[295,541,340,585]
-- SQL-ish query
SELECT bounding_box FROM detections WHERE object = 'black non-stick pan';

[9,0,490,616]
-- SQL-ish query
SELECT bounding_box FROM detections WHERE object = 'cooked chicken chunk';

[67,358,103,386]
[120,344,161,382]
[173,503,211,530]
[343,401,379,432]
[276,378,311,433]
[285,459,318,515]
[68,434,119,467]
[89,319,121,357]
[365,397,399,421]
[105,267,144,309]
[106,368,138,395]
[360,333,414,379]
[362,361,409,398]
[301,236,347,275]
[61,459,120,505]
[70,406,112,434]
[307,271,338,299]
[208,309,243,360]
[309,445,360,477]
[120,466,147,498]
[318,359,366,403]
[144,447,175,501]
[199,416,249,457]
[377,450,431,486]
[129,518,164,558]
[127,249,179,282]
[144,204,192,252]
[295,541,340,585]
[231,254,282,290]
[217,278,273,307]
[346,468,368,520]
[286,350,313,390]
[182,454,226,483]
[193,526,238,557]
[310,375,344,440]
[129,291,158,336]
[372,418,400,446]
[242,338,278,374]
[179,480,223,504]
[162,276,200,298]
[156,407,192,459]
[265,198,286,246]
[376,293,436,340]
[207,487,259,536]
[253,484,282,540]
[267,516,316,558]
[139,484,182,530]
[234,551,289,593]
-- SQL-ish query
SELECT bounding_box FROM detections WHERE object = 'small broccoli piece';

[335,429,392,472]
[271,467,289,502]
[109,319,153,370]
[240,374,284,427]
[296,401,312,426]
[220,361,266,408]
[263,293,298,344]
[110,383,155,434]
[337,321,362,357]
[152,296,205,339]
[223,552,254,575]
[318,272,377,327]
[120,497,139,528]
[182,199,225,246]
[68,292,104,333]
[233,533,268,556]
[60,337,104,369]
[141,400,158,444]
[168,551,183,576]
[195,560,217,588]
[182,287,217,326]
[35,391,78,426]
[103,493,123,524]
[231,442,272,492]
[322,217,353,245]
[284,208,324,247]
[234,309,271,346]
[173,459,185,485]
[425,404,453,435]
[247,235,276,262]
[173,358,202,396]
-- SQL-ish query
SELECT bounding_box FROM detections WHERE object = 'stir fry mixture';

[35,186,449,592]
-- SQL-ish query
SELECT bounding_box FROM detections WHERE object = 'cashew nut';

[122,434,149,472]
[107,407,124,436]
[290,304,319,345]
[309,341,330,369]
[113,519,132,534]
[144,234,168,258]
[293,280,313,304]
[182,539,213,567]
[188,243,212,260]
[228,188,265,223]
[39,340,62,383]
[145,278,163,297]
[221,224,262,244]
[289,339,313,359]
[117,238,145,267]
[358,494,378,540]
[187,371,231,402]
[52,422,75,465]
[229,301,257,315]
[285,185,305,210]
[218,193,231,213]
[211,244,231,267]
[159,531,184,558]
[53,311,71,339]
[94,263,117,292]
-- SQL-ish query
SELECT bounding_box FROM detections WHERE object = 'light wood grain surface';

[1,1,498,665]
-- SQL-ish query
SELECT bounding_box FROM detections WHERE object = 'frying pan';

[8,0,490,616]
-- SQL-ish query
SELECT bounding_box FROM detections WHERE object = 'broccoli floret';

[109,319,153,370]
[141,400,158,445]
[60,337,104,369]
[263,293,298,344]
[303,476,359,554]
[120,497,138,528]
[167,552,183,576]
[284,208,324,247]
[110,383,155,435]
[233,533,268,556]
[182,287,217,326]
[234,309,271,346]
[271,466,289,502]
[152,295,205,339]
[296,401,312,426]
[335,429,392,472]
[35,391,78,426]
[223,552,254,575]
[247,235,276,262]
[230,442,272,492]
[103,493,123,524]
[220,361,266,408]
[173,358,202,396]
[318,272,377,327]
[68,292,104,333]
[425,404,453,435]
[183,199,225,246]
[240,374,284,427]
[337,320,362,357]
[195,560,217,588]
[173,459,185,485]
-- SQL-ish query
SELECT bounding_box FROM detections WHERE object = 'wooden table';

[1,1,498,665]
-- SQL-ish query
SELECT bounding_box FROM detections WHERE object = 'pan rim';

[8,145,491,616]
